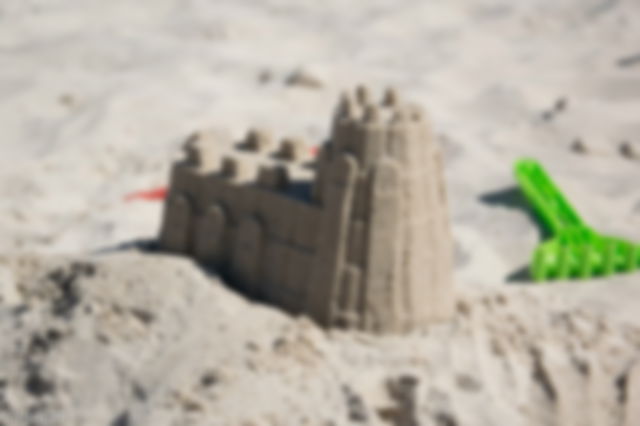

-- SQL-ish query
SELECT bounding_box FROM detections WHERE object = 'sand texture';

[1,254,640,426]
[1,0,640,425]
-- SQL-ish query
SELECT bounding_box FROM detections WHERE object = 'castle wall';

[160,157,323,314]
[158,162,204,253]
[306,153,359,324]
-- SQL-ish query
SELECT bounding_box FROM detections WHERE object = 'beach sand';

[1,0,640,424]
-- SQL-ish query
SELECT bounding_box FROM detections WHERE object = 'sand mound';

[1,252,639,426]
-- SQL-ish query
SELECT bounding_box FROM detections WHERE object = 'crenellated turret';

[242,128,273,152]
[257,165,289,191]
[276,137,308,162]
[309,86,454,332]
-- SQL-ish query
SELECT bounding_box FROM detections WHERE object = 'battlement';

[159,86,455,333]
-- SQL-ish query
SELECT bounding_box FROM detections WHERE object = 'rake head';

[531,226,640,281]
[514,158,640,282]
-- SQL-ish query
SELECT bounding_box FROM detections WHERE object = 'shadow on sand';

[91,238,160,255]
[478,185,550,284]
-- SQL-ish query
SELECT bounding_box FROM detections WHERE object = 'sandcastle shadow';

[91,238,160,255]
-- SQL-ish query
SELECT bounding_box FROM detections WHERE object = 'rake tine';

[558,245,572,280]
[533,248,548,282]
[579,243,594,279]
[628,245,640,273]
[603,239,616,277]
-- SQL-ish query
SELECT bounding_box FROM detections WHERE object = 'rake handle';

[514,159,586,236]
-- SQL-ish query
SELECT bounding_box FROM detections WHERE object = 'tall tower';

[307,86,455,333]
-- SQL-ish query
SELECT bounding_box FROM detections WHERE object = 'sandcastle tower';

[158,86,454,333]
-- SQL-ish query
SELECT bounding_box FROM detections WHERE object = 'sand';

[1,0,640,425]
[1,253,640,426]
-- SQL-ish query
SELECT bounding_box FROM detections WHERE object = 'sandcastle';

[158,86,455,333]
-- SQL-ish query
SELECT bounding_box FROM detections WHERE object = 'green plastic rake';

[514,158,640,282]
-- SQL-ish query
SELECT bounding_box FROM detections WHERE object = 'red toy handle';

[124,186,168,202]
